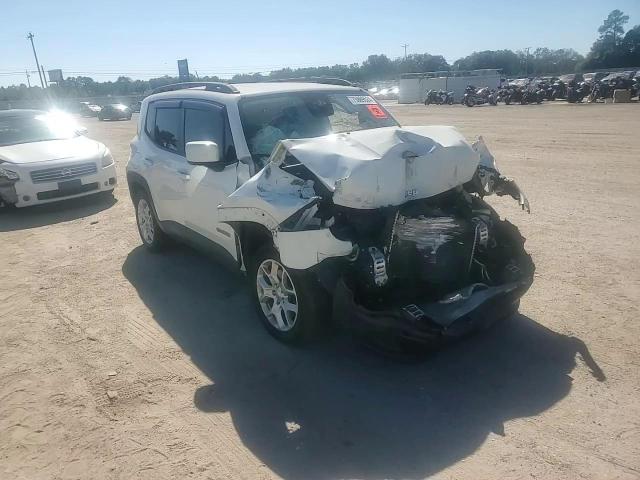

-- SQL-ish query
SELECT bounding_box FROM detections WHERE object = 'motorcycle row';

[424,86,497,106]
[424,71,640,107]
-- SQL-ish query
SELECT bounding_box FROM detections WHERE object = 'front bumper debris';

[333,277,533,346]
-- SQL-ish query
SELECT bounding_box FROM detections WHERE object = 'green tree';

[527,48,584,75]
[395,53,449,74]
[584,10,634,69]
[598,9,629,44]
[361,54,395,79]
[453,50,521,75]
[622,25,640,62]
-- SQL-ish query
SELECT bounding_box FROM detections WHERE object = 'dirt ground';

[1,102,639,480]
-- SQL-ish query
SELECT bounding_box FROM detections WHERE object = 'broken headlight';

[0,166,19,181]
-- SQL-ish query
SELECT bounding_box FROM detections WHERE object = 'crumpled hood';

[280,126,480,209]
[0,136,103,165]
[218,125,484,229]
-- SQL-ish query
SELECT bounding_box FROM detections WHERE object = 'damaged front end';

[0,165,19,207]
[331,191,534,349]
[219,126,534,346]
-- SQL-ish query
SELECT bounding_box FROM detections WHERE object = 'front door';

[180,101,239,260]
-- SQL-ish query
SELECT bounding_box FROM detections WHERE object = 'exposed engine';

[329,188,533,309]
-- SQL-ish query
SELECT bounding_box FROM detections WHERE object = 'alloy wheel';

[256,259,299,332]
[137,198,155,244]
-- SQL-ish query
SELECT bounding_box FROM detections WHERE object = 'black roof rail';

[267,77,355,87]
[151,82,239,95]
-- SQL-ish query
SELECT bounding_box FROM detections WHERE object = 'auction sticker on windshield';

[347,95,377,105]
[367,104,388,118]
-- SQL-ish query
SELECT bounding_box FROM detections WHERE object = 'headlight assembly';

[101,150,114,167]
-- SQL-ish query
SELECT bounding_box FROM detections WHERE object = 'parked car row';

[79,101,140,120]
[368,85,400,100]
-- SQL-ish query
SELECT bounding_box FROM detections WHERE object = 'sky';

[2,0,639,87]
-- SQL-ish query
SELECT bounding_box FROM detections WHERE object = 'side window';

[154,107,183,155]
[144,104,156,139]
[184,108,224,147]
[184,104,237,164]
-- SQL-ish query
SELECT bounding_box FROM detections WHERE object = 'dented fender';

[275,229,353,269]
[471,136,531,213]
[218,144,319,230]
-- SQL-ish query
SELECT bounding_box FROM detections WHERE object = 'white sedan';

[0,109,117,208]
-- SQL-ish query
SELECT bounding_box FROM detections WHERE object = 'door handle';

[144,156,155,165]
[177,170,191,181]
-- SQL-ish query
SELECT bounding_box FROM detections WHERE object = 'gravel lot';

[1,102,639,480]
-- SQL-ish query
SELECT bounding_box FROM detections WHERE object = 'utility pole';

[524,47,531,77]
[25,70,31,88]
[401,43,409,59]
[27,32,45,89]
[41,65,49,88]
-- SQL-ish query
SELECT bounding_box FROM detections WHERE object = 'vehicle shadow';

[0,192,116,232]
[122,246,605,480]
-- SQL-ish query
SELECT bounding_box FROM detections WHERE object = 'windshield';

[0,112,80,147]
[239,91,398,160]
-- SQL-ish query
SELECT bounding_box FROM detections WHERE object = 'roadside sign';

[177,59,189,81]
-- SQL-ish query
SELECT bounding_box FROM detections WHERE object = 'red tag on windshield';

[367,104,388,118]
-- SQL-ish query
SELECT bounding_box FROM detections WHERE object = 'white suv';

[127,80,534,348]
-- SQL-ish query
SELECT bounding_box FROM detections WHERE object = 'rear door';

[144,100,187,223]
[180,100,239,259]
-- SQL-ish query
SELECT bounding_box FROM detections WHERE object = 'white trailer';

[399,70,503,104]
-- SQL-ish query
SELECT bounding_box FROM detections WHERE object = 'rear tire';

[133,190,168,252]
[249,246,328,344]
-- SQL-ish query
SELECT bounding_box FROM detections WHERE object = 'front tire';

[249,247,327,344]
[134,191,168,252]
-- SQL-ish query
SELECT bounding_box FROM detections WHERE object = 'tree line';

[2,9,638,102]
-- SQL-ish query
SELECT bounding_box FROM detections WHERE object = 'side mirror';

[186,141,220,165]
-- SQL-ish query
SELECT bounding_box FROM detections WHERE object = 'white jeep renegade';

[127,80,534,349]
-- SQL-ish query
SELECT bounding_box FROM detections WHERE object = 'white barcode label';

[346,95,377,105]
